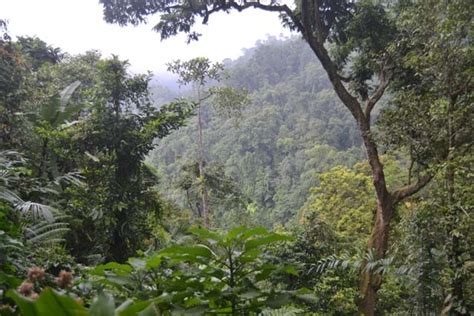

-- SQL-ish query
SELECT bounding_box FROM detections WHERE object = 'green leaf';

[89,292,115,316]
[264,292,292,309]
[240,289,262,300]
[282,265,299,276]
[89,262,132,276]
[59,81,81,111]
[128,258,146,270]
[239,227,268,241]
[7,288,89,316]
[145,254,162,270]
[237,248,261,264]
[137,303,161,316]
[101,275,132,287]
[188,227,221,243]
[225,226,247,241]
[6,291,37,316]
[117,300,160,316]
[255,264,277,282]
[244,234,294,251]
[159,245,214,262]
[85,151,100,162]
[40,97,60,124]
[184,296,204,308]
[294,292,319,305]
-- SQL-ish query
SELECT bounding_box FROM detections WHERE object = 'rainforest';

[0,0,472,315]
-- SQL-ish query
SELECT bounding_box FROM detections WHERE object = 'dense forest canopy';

[0,0,473,315]
[149,38,364,227]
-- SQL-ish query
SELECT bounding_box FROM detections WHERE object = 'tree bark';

[357,119,394,315]
[359,204,393,315]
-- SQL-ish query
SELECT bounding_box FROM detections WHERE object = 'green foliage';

[86,226,315,314]
[330,0,396,97]
[7,288,160,316]
[165,57,250,227]
[31,56,193,263]
[167,57,224,86]
[2,3,473,314]
[16,36,62,70]
[0,24,28,149]
[8,288,88,316]
[176,161,250,228]
[378,0,473,167]
[150,39,363,227]
[300,165,374,249]
[375,1,474,312]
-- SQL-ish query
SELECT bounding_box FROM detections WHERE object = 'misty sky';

[1,0,294,75]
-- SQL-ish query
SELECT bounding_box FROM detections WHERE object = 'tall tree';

[168,58,223,227]
[98,0,469,313]
[167,57,248,227]
[20,54,192,263]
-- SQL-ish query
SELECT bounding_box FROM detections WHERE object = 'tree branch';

[392,173,432,204]
[299,0,362,122]
[338,74,351,82]
[364,71,390,120]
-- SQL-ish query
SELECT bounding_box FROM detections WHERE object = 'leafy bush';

[86,226,316,314]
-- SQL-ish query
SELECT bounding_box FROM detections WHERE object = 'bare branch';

[392,173,432,204]
[233,1,302,27]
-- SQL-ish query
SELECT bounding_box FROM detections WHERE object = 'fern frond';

[53,172,85,187]
[314,249,404,277]
[26,230,69,244]
[0,187,22,204]
[23,218,69,245]
[25,222,69,236]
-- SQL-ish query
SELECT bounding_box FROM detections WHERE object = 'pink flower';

[27,267,45,282]
[29,292,39,300]
[18,281,33,296]
[55,270,73,288]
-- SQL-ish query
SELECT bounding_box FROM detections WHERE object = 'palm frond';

[0,230,24,252]
[0,187,22,204]
[54,171,85,187]
[14,201,56,222]
[59,80,81,110]
[23,216,69,245]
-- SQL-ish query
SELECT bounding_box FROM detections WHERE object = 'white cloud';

[1,0,294,74]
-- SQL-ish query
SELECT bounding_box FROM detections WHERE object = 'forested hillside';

[149,38,365,227]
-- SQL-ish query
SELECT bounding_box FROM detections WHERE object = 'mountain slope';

[149,38,364,227]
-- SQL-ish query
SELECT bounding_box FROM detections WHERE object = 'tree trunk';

[447,164,464,310]
[358,123,394,315]
[302,31,395,314]
[296,7,431,312]
[445,95,463,312]
[197,99,210,228]
[359,203,393,315]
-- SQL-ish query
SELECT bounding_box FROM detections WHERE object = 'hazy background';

[1,0,294,79]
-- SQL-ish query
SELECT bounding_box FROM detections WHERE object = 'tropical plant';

[87,226,316,314]
[7,288,161,316]
[97,2,442,312]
